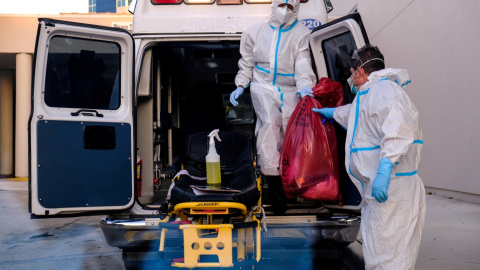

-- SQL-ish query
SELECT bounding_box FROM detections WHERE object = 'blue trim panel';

[413,140,423,144]
[269,22,275,30]
[393,78,412,88]
[272,19,298,86]
[277,86,284,108]
[273,25,283,86]
[402,79,412,88]
[281,19,298,32]
[351,145,380,153]
[37,120,132,208]
[268,19,298,32]
[396,171,417,177]
[256,63,270,74]
[277,73,294,77]
[256,63,293,77]
[348,90,370,190]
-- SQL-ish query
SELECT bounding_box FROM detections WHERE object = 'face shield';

[348,56,385,94]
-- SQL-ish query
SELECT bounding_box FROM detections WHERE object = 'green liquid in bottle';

[206,161,221,187]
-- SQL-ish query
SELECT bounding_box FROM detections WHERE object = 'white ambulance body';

[29,0,370,267]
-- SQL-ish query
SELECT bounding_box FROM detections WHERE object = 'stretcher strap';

[166,169,207,200]
[173,169,207,181]
[248,205,267,232]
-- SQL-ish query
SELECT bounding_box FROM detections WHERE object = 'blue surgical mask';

[347,57,384,94]
[347,77,358,94]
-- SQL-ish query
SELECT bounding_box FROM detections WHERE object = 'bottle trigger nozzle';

[208,129,221,145]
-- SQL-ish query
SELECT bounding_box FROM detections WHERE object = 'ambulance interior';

[136,40,362,213]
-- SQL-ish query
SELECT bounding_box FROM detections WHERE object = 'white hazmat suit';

[234,0,316,176]
[334,68,426,269]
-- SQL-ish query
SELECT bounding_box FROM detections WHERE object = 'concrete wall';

[0,13,132,177]
[330,0,480,201]
[329,0,358,19]
[0,70,14,177]
[0,14,133,54]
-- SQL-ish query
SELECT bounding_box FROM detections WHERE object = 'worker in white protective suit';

[313,44,426,270]
[230,0,317,214]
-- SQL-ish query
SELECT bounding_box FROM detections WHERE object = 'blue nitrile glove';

[371,158,394,203]
[312,107,336,124]
[312,107,335,119]
[298,86,314,98]
[229,86,244,106]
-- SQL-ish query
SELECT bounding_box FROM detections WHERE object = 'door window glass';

[322,31,357,104]
[44,36,121,110]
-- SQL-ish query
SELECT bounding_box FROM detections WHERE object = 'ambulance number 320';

[301,19,321,30]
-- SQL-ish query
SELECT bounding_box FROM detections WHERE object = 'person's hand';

[230,86,244,106]
[371,158,394,203]
[312,107,336,124]
[371,174,390,203]
[312,108,336,124]
[299,86,314,98]
[312,107,335,119]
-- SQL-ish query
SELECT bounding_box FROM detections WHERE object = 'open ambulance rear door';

[29,19,135,216]
[309,13,370,210]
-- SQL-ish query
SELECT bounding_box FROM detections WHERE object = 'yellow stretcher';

[159,197,263,268]
[156,201,261,268]
[158,131,263,268]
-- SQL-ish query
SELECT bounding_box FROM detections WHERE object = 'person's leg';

[263,91,299,215]
[250,85,287,214]
[280,91,300,140]
[250,85,282,176]
[361,176,426,270]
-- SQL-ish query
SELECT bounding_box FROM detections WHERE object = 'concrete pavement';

[2,178,480,269]
[0,178,123,270]
[416,194,480,269]
[344,192,480,270]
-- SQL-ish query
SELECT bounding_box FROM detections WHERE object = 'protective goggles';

[349,57,385,84]
[277,3,294,10]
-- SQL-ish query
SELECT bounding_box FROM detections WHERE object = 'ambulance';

[29,0,370,268]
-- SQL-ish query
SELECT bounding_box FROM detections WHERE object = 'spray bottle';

[206,129,221,187]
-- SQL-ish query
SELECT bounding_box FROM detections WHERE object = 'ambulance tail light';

[245,0,308,3]
[151,0,182,4]
[217,0,242,5]
[185,0,214,3]
[244,0,272,3]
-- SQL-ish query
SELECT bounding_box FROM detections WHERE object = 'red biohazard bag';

[279,78,343,203]
[313,77,344,107]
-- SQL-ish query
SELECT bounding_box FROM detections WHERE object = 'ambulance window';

[322,31,357,104]
[322,31,356,84]
[44,36,121,110]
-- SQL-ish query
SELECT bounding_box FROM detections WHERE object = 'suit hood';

[269,0,301,28]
